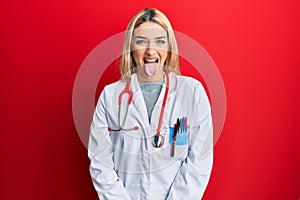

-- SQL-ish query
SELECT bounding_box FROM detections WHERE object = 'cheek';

[132,50,143,64]
[160,51,168,62]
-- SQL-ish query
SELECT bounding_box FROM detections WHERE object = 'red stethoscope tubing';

[108,72,170,141]
[156,71,169,137]
[118,79,133,105]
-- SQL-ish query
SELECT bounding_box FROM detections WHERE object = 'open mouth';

[144,59,159,64]
[143,58,159,77]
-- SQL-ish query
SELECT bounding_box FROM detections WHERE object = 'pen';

[180,117,183,133]
[177,118,179,134]
[182,117,185,133]
[179,118,182,133]
[170,120,179,157]
[184,117,187,133]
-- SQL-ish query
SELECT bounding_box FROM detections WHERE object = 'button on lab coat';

[88,72,213,200]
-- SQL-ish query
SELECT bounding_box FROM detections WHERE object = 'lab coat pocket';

[168,126,189,145]
[168,124,189,159]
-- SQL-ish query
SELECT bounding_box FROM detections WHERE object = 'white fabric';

[88,72,213,200]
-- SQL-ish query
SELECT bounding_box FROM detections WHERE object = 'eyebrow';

[155,36,167,40]
[133,36,167,40]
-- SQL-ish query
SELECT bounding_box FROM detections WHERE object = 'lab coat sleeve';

[88,89,131,200]
[166,83,213,200]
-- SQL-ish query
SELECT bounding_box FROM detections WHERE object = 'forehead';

[133,22,167,38]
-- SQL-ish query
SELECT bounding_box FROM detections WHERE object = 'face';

[131,22,169,82]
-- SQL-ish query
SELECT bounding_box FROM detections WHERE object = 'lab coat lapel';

[150,72,177,128]
[131,74,150,126]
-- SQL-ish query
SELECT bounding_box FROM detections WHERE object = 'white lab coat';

[88,72,213,200]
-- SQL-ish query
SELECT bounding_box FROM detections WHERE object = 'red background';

[1,0,300,199]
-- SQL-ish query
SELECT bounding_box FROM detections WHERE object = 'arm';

[166,83,213,200]
[88,89,131,200]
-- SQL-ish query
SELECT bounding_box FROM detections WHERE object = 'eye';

[135,40,147,45]
[156,39,166,45]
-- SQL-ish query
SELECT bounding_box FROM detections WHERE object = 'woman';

[88,8,213,200]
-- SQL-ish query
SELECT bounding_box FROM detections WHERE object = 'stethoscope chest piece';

[153,135,164,148]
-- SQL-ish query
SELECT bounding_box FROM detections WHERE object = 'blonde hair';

[119,8,180,80]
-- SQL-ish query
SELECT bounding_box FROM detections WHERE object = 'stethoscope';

[108,71,170,148]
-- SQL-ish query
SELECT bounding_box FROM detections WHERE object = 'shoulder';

[98,79,126,102]
[103,79,125,92]
[176,75,206,93]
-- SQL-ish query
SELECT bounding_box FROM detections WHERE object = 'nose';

[145,45,157,56]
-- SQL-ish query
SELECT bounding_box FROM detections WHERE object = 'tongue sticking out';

[144,62,158,77]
